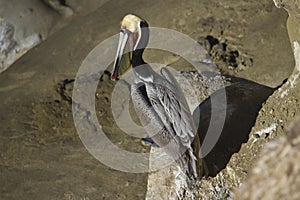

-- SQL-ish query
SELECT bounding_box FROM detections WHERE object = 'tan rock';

[235,114,300,200]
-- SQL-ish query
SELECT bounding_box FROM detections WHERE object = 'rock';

[0,19,16,55]
[234,0,300,198]
[0,0,58,40]
[0,0,108,72]
[43,0,74,17]
[0,0,60,72]
[0,19,41,73]
[234,114,300,200]
[273,0,300,44]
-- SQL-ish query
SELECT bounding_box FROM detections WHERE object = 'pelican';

[110,14,204,181]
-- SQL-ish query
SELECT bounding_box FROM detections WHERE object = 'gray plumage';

[131,65,202,180]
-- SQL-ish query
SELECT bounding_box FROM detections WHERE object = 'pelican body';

[111,14,204,180]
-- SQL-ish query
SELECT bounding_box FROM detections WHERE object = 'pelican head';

[111,14,149,80]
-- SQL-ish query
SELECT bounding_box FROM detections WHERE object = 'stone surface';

[234,1,300,198]
[43,0,74,17]
[0,0,109,72]
[273,0,300,43]
[0,0,58,72]
[235,114,300,200]
[0,19,41,73]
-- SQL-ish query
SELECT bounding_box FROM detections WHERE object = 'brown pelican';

[110,14,204,181]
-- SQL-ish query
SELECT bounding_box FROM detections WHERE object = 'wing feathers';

[132,67,203,179]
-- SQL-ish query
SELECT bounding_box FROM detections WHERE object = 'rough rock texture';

[234,41,300,199]
[0,0,56,72]
[198,35,253,72]
[235,114,300,200]
[0,19,41,73]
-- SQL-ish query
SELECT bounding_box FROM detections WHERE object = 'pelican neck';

[132,48,145,68]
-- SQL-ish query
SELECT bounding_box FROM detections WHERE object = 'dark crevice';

[193,79,275,177]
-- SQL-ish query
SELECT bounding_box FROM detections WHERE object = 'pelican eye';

[121,28,132,34]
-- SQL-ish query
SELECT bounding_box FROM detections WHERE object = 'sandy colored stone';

[235,114,300,200]
[234,1,300,197]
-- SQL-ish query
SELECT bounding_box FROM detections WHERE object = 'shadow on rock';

[193,77,276,177]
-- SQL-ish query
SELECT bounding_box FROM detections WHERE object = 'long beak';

[111,31,130,80]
